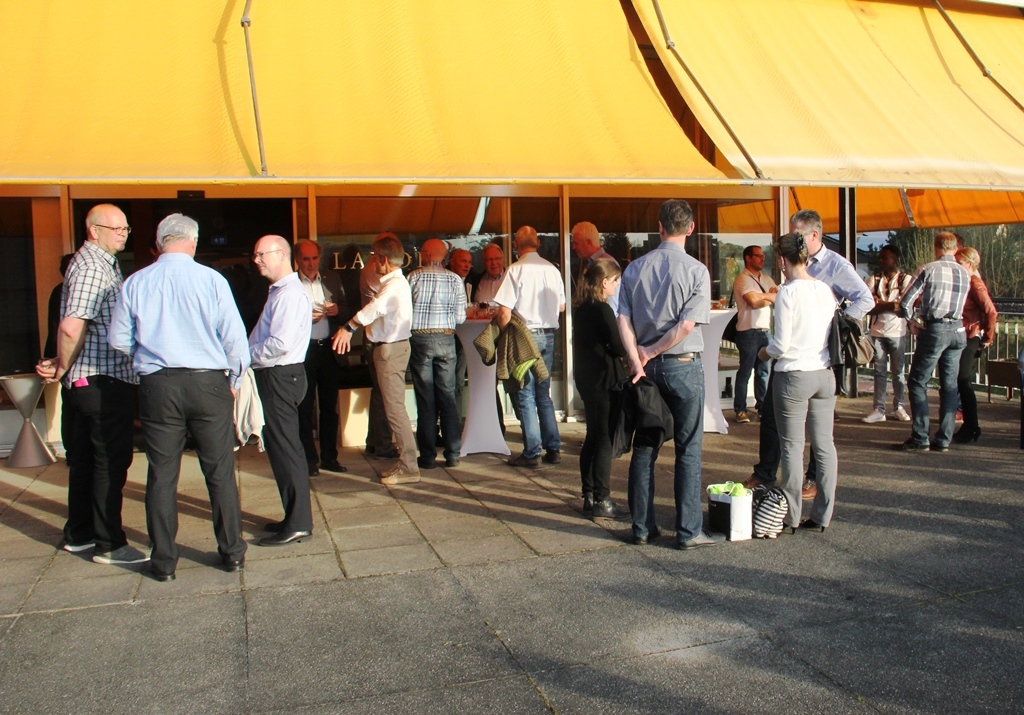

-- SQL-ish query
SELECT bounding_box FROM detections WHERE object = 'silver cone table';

[1,374,57,468]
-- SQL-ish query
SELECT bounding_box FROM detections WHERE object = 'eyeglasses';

[94,224,132,236]
[253,248,283,261]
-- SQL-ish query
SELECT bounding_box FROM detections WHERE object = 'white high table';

[455,319,511,456]
[702,309,736,435]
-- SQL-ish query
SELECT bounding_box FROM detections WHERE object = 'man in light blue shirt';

[109,213,249,582]
[249,235,313,546]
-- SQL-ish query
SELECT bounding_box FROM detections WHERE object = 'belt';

[367,339,410,347]
[411,328,454,335]
[155,368,215,374]
[310,338,332,346]
[650,351,702,362]
[925,317,957,325]
[530,328,557,335]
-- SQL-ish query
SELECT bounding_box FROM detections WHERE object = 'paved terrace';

[0,392,1022,714]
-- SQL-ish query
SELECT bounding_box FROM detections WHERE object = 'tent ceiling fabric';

[631,0,1024,189]
[0,0,726,184]
[252,0,724,183]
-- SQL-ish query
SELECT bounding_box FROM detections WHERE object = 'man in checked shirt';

[36,204,147,566]
[897,231,970,453]
[407,238,467,469]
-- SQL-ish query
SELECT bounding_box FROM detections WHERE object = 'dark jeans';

[63,375,134,552]
[733,329,770,413]
[299,340,342,466]
[956,335,982,432]
[578,385,613,501]
[908,323,966,447]
[751,364,780,485]
[255,364,313,532]
[410,333,461,461]
[139,369,246,573]
[509,331,560,459]
[627,358,705,543]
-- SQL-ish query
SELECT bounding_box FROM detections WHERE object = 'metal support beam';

[559,186,578,422]
[838,187,859,398]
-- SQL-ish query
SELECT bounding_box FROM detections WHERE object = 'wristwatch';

[344,322,357,333]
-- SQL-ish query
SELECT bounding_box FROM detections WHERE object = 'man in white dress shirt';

[334,234,420,484]
[495,226,566,468]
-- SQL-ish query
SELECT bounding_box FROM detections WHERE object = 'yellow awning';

[631,0,1024,189]
[0,0,726,184]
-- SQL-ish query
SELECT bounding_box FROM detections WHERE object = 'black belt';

[530,328,556,334]
[310,338,332,346]
[650,352,702,362]
[925,317,957,325]
[155,368,215,374]
[367,339,410,347]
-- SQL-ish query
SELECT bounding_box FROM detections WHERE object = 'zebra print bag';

[751,485,789,539]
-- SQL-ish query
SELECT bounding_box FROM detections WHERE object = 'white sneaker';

[895,406,911,422]
[861,409,886,424]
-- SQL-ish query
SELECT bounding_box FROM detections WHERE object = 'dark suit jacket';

[572,299,627,391]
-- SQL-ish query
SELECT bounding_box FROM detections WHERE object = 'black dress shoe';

[591,499,630,521]
[445,457,460,468]
[930,442,950,453]
[799,519,827,532]
[320,460,348,473]
[897,438,930,452]
[417,456,439,470]
[263,520,284,533]
[150,567,175,582]
[952,426,982,443]
[308,465,320,477]
[628,527,661,545]
[258,530,311,547]
[222,557,245,572]
[543,450,561,464]
[582,493,594,515]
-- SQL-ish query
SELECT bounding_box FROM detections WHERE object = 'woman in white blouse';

[757,231,838,532]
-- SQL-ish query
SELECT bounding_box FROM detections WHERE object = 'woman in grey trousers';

[757,232,838,532]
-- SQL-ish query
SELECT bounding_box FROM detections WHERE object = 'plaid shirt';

[408,264,467,331]
[61,240,136,386]
[899,254,970,323]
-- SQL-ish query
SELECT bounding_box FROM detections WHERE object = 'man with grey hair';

[572,221,619,313]
[110,213,250,581]
[897,231,970,452]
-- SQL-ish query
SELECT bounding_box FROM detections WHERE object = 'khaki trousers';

[371,340,418,472]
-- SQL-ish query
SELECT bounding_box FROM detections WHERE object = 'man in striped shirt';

[408,239,467,469]
[897,232,970,452]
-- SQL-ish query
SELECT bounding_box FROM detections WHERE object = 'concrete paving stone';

[254,675,550,715]
[0,583,31,616]
[313,488,396,511]
[324,503,410,529]
[0,556,52,586]
[494,504,599,534]
[330,521,426,552]
[21,571,140,612]
[454,549,757,671]
[770,599,1024,714]
[515,523,622,555]
[38,551,133,581]
[0,593,247,714]
[401,498,492,522]
[243,552,344,589]
[340,542,443,578]
[136,564,242,598]
[310,472,388,494]
[827,513,1024,594]
[242,530,334,562]
[0,534,57,559]
[244,570,519,709]
[642,533,941,630]
[532,637,877,715]
[414,514,513,543]
[957,582,1024,629]
[431,534,536,567]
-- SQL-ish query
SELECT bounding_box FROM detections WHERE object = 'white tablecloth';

[455,320,511,456]
[702,309,736,434]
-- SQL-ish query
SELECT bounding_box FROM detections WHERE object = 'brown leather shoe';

[742,475,763,490]
[801,479,818,500]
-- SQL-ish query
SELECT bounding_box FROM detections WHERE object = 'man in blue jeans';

[731,245,777,423]
[408,238,467,469]
[618,200,724,550]
[897,232,970,452]
[495,226,565,468]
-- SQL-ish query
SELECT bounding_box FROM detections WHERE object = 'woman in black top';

[573,258,628,520]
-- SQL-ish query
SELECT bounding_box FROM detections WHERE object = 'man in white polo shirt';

[494,226,566,468]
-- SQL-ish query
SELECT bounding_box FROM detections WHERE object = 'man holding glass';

[295,239,348,476]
